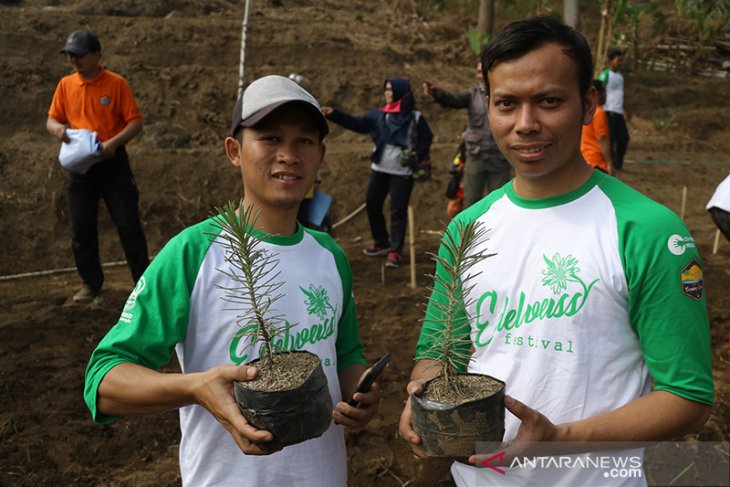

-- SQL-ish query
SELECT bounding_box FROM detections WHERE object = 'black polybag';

[234,351,333,451]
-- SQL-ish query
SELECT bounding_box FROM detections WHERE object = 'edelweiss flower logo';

[300,284,334,321]
[541,253,581,295]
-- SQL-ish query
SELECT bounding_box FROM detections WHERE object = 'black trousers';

[606,111,630,170]
[365,170,414,254]
[66,147,149,290]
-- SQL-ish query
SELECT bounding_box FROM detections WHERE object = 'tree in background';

[477,0,495,38]
[594,0,660,73]
[614,0,658,71]
[676,0,729,70]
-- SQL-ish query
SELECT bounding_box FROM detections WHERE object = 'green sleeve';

[306,229,366,372]
[603,178,714,406]
[597,69,609,84]
[83,220,219,423]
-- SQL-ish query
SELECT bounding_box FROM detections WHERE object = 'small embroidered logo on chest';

[99,95,111,106]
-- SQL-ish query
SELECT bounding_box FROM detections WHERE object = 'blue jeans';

[365,170,414,254]
[66,147,149,290]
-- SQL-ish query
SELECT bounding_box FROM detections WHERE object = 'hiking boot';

[385,251,402,268]
[363,244,390,257]
[73,284,100,303]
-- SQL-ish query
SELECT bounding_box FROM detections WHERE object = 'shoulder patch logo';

[680,259,704,300]
[668,234,696,256]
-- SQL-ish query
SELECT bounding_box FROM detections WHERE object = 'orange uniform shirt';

[581,105,609,171]
[48,67,142,142]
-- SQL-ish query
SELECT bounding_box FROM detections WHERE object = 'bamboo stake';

[408,205,416,289]
[712,229,721,255]
[0,260,128,281]
[237,0,251,98]
[602,0,614,67]
[595,0,609,76]
[332,202,366,229]
[680,186,687,220]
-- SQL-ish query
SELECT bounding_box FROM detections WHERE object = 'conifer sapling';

[418,219,493,398]
[209,200,288,366]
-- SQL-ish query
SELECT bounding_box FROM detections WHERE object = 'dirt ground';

[1,1,728,486]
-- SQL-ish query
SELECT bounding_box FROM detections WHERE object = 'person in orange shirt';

[46,30,149,303]
[581,79,615,175]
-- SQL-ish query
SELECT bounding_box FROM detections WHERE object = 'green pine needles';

[209,200,287,365]
[419,219,493,395]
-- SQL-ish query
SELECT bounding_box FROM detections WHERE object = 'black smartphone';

[347,352,392,407]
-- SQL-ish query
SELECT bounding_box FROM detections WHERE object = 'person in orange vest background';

[581,79,615,175]
[46,30,149,303]
[445,131,467,220]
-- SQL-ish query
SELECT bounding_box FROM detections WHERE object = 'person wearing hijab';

[323,77,432,268]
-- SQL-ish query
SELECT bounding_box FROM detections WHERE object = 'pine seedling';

[209,200,288,366]
[418,219,493,396]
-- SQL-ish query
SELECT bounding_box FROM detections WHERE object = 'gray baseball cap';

[230,75,328,138]
[60,30,101,56]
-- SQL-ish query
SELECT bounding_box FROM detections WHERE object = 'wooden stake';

[408,205,416,289]
[713,229,721,255]
[680,186,687,220]
[237,0,251,98]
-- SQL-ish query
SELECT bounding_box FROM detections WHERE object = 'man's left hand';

[332,372,382,429]
[100,141,117,159]
[413,161,432,182]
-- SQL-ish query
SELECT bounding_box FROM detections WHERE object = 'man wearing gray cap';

[84,75,381,486]
[47,30,149,303]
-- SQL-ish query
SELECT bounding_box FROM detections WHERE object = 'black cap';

[60,30,101,56]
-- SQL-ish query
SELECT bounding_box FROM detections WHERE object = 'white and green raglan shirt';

[84,219,366,487]
[417,171,713,487]
[598,68,624,116]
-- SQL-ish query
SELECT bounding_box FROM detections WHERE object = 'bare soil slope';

[1,1,728,486]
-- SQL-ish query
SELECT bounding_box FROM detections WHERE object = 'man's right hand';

[398,379,428,458]
[422,80,439,97]
[46,118,70,143]
[193,364,275,455]
[54,125,70,143]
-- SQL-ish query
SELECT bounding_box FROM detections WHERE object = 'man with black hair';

[598,48,631,170]
[423,61,511,209]
[399,16,712,486]
[581,79,615,175]
[47,30,149,303]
